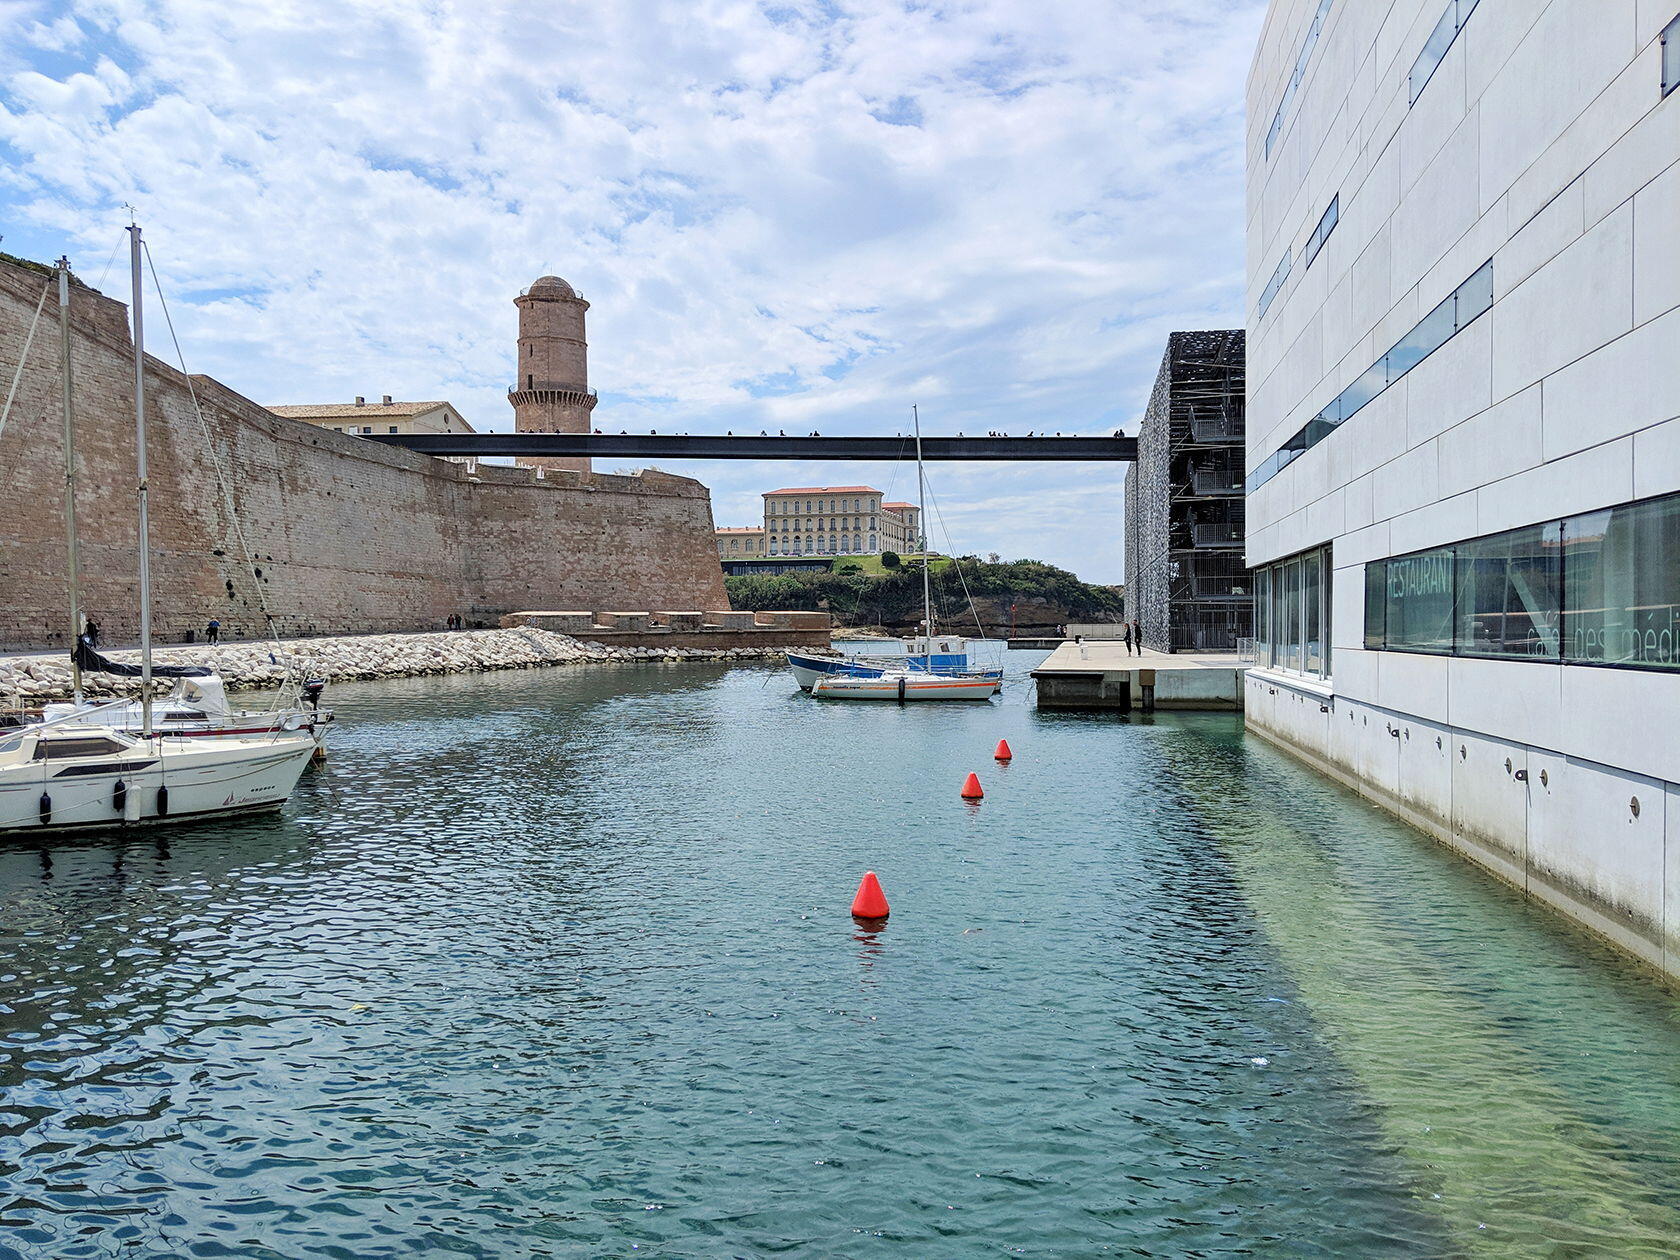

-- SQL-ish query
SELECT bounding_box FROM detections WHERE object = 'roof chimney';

[382,394,392,405]
[354,395,365,406]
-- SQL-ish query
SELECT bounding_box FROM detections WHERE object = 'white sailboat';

[810,406,1000,703]
[0,225,316,836]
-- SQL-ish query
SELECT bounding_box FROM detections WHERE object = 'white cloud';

[0,0,1264,582]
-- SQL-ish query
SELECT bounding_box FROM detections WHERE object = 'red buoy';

[961,772,984,799]
[994,739,1013,762]
[851,871,890,919]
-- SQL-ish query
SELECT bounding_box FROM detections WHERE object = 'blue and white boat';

[785,405,1006,700]
[786,636,1001,691]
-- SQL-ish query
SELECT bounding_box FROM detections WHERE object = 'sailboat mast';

[912,404,933,651]
[56,258,84,706]
[129,224,154,739]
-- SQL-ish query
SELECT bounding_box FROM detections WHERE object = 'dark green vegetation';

[725,557,1124,631]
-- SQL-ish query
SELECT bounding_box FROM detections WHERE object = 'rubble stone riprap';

[0,628,827,701]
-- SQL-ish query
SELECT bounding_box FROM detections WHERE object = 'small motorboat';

[810,671,999,702]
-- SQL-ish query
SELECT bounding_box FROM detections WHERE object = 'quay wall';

[0,256,727,652]
[1246,671,1680,983]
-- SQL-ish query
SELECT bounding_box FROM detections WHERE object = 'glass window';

[1455,259,1494,324]
[1385,546,1456,653]
[1562,497,1680,669]
[1305,195,1338,268]
[1250,258,1494,493]
[1455,523,1562,659]
[1257,250,1293,322]
[1666,13,1680,98]
[1365,561,1387,649]
[1387,292,1457,378]
[1255,567,1272,664]
[1337,360,1390,421]
[1282,557,1303,670]
[1410,6,1456,102]
[34,736,127,760]
[1303,548,1323,674]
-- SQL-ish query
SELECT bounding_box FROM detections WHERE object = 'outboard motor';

[301,679,326,711]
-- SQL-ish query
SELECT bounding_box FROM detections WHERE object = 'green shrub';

[880,551,901,569]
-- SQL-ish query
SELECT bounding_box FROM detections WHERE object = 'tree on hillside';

[725,555,1122,627]
[880,551,900,569]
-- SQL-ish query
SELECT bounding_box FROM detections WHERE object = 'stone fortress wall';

[0,254,728,651]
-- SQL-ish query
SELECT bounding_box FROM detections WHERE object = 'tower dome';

[528,274,577,299]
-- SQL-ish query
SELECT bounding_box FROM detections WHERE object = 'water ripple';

[2,659,1679,1255]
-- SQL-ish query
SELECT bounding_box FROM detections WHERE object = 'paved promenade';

[1032,641,1247,711]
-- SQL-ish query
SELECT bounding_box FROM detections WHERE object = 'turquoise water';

[3,651,1680,1257]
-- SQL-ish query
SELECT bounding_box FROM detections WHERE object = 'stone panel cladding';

[0,256,727,651]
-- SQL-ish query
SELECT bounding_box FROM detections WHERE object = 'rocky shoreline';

[0,628,822,701]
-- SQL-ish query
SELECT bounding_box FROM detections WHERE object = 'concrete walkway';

[1032,641,1247,711]
[1036,642,1244,672]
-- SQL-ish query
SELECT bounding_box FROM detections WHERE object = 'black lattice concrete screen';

[1123,331,1251,653]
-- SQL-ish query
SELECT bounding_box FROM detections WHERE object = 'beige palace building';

[715,527,766,557]
[762,486,921,557]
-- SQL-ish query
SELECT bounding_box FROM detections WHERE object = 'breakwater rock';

[0,628,823,701]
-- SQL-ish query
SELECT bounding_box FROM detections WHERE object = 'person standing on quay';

[206,618,220,644]
[83,617,100,648]
[1132,619,1142,654]
[1122,621,1134,656]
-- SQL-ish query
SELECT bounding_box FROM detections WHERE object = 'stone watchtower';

[509,275,597,473]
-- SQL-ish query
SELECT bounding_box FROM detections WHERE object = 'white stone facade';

[1245,0,1680,977]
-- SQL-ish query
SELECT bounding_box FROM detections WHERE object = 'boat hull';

[810,675,999,701]
[786,652,998,691]
[0,734,316,835]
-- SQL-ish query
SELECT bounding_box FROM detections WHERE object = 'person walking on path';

[1122,622,1134,656]
[206,618,221,644]
[83,617,100,648]
[1132,619,1142,653]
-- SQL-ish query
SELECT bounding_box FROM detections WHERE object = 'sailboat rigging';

[803,405,1001,703]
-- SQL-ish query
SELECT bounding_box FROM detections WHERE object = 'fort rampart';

[0,256,727,651]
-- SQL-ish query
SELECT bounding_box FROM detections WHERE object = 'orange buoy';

[851,871,890,919]
[994,739,1013,762]
[961,772,984,799]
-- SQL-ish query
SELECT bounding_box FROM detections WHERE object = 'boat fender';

[39,792,51,825]
[156,784,170,817]
[113,779,127,814]
[897,676,907,703]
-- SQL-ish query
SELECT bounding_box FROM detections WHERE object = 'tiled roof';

[714,527,765,533]
[763,485,882,496]
[882,501,917,509]
[269,401,454,420]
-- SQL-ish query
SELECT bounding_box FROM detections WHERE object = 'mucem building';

[1243,0,1680,977]
[1123,330,1250,653]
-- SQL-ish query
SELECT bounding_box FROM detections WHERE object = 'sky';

[0,0,1265,584]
